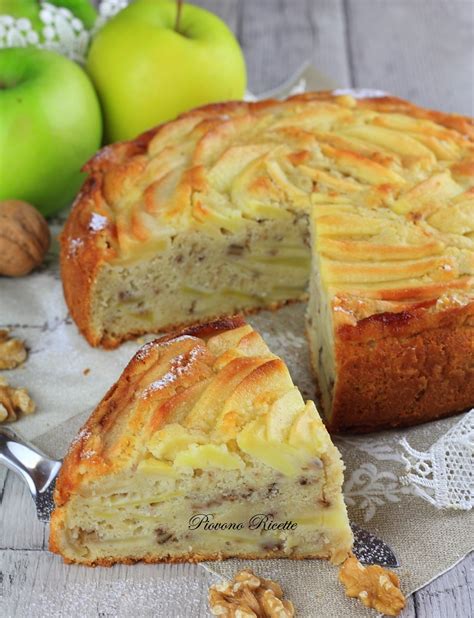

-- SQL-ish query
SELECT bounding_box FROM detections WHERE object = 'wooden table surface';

[2,1,473,616]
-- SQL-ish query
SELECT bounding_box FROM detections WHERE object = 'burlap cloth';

[1,67,472,617]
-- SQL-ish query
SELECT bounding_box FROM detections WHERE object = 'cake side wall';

[60,173,117,347]
[328,302,474,433]
[59,124,160,348]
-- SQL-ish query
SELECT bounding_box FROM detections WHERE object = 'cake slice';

[49,317,352,565]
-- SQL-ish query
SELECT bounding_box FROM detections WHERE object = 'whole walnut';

[0,200,51,277]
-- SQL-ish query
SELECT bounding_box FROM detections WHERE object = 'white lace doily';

[400,410,474,510]
[0,0,128,63]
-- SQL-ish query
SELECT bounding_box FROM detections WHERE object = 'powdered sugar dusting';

[135,340,157,362]
[160,334,201,347]
[70,426,91,447]
[68,237,84,257]
[142,345,205,398]
[144,368,179,394]
[89,212,108,232]
[80,449,96,460]
[135,335,201,362]
[68,426,96,459]
[92,144,116,163]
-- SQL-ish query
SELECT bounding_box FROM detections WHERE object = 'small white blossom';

[0,1,131,64]
[42,25,56,41]
[17,18,31,32]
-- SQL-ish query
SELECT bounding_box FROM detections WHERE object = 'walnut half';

[0,377,36,423]
[0,329,27,370]
[339,555,406,616]
[209,569,295,618]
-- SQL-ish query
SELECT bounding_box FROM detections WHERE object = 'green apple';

[0,0,97,31]
[87,0,247,143]
[0,47,102,217]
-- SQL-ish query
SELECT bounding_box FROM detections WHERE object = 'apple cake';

[61,91,474,432]
[49,317,353,566]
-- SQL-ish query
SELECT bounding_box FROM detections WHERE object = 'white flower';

[42,25,55,41]
[7,28,27,47]
[0,1,131,64]
[71,18,84,33]
[39,9,54,25]
[17,18,31,32]
[26,30,39,44]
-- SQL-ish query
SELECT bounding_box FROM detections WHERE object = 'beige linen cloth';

[1,68,473,617]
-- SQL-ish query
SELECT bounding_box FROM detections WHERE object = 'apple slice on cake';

[50,317,352,565]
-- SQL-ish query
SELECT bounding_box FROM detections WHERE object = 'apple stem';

[175,0,184,33]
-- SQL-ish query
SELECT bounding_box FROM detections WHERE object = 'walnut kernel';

[0,377,36,423]
[339,555,406,616]
[0,329,28,369]
[209,569,295,618]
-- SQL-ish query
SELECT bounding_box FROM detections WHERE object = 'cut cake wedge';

[49,317,352,565]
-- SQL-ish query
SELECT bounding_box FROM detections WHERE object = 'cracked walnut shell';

[0,377,36,423]
[0,330,28,369]
[339,555,406,616]
[209,569,295,617]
